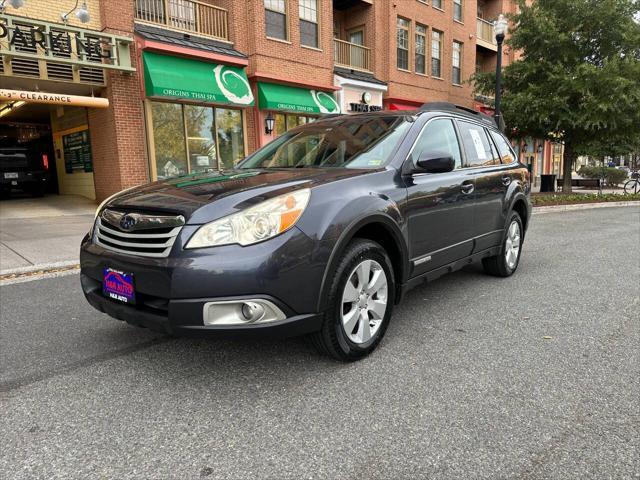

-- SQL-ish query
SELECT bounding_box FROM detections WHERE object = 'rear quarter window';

[489,130,517,164]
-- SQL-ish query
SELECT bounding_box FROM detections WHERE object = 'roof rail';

[419,102,497,127]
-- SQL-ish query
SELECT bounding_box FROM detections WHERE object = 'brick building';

[1,0,556,202]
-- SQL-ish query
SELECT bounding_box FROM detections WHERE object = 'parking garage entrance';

[1,96,98,201]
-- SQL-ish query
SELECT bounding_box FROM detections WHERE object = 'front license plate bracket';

[103,268,136,304]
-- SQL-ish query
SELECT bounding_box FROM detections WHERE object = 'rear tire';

[311,239,395,361]
[482,211,523,277]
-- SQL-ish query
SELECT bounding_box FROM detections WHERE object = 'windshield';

[238,116,412,169]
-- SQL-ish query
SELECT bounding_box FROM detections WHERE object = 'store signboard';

[143,51,254,107]
[257,82,340,114]
[63,130,93,173]
[0,13,134,72]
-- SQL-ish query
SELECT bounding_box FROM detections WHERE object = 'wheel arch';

[511,196,529,231]
[316,214,408,312]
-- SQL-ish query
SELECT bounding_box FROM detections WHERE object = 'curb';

[0,260,79,278]
[532,201,640,214]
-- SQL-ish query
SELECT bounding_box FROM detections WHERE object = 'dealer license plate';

[103,267,136,304]
[4,172,18,179]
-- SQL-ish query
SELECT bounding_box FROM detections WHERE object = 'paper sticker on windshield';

[469,129,488,160]
[367,159,384,166]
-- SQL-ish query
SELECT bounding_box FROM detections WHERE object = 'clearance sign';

[0,89,110,108]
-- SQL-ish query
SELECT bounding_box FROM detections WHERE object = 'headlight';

[185,188,311,249]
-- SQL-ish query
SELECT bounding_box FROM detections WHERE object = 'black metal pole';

[494,34,505,131]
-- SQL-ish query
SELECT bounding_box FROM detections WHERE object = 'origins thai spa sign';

[257,82,341,114]
[142,51,254,107]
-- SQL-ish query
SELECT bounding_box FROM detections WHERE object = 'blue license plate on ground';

[103,268,136,304]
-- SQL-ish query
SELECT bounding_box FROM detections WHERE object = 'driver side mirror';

[415,151,455,173]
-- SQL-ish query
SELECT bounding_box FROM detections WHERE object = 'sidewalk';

[0,195,95,275]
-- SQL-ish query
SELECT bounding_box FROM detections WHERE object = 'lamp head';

[493,14,508,39]
[75,1,90,23]
[264,113,275,135]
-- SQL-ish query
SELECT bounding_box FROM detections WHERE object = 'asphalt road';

[1,206,639,480]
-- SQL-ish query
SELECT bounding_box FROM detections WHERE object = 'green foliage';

[578,166,630,186]
[532,192,640,206]
[474,0,640,157]
[607,168,631,186]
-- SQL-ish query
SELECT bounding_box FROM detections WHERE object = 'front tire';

[624,179,639,195]
[311,239,395,361]
[482,211,523,277]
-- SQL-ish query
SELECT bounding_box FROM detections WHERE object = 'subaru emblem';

[119,214,136,231]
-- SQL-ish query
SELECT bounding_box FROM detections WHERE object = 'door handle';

[461,182,474,194]
[502,175,512,186]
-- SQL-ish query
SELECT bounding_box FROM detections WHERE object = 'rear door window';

[489,130,516,164]
[457,121,498,167]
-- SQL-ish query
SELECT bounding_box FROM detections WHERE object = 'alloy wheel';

[505,220,521,270]
[340,259,388,344]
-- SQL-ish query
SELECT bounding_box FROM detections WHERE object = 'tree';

[475,0,640,192]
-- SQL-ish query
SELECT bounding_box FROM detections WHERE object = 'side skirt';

[397,246,501,302]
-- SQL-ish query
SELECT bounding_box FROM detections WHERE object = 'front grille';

[94,210,185,258]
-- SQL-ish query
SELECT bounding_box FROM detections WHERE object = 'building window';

[299,0,318,48]
[452,41,462,84]
[432,0,442,9]
[265,0,287,40]
[431,30,442,77]
[150,101,245,179]
[415,24,427,74]
[454,0,463,22]
[397,17,410,70]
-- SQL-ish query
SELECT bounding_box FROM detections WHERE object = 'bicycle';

[623,171,640,194]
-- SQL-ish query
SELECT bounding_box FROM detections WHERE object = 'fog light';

[202,299,286,326]
[241,301,265,322]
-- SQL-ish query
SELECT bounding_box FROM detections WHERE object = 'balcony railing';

[476,18,497,47]
[333,38,371,72]
[135,0,229,42]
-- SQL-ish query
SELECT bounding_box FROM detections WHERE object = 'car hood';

[105,168,372,224]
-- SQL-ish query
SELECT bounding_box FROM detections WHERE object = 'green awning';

[143,51,254,107]
[257,82,340,114]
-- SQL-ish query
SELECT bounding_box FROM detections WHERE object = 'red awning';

[387,103,418,111]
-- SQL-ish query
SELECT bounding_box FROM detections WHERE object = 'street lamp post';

[493,14,508,131]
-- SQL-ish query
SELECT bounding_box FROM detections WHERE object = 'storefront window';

[275,113,287,136]
[273,112,316,137]
[286,115,298,131]
[185,105,217,173]
[215,108,245,169]
[150,101,245,179]
[151,102,187,179]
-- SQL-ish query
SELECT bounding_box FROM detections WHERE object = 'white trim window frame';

[397,17,410,71]
[265,0,288,41]
[431,30,442,78]
[453,0,463,22]
[452,40,463,85]
[299,0,319,48]
[415,23,427,75]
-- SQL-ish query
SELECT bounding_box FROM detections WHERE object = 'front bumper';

[80,226,327,337]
